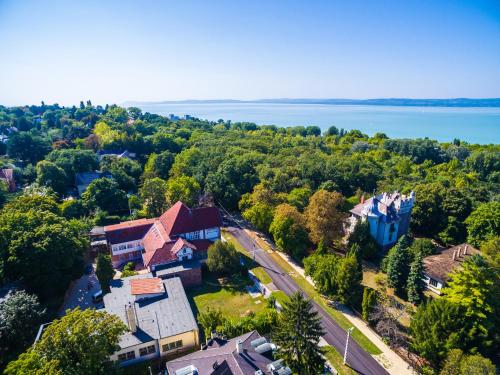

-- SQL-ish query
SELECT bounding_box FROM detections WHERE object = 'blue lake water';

[136,103,500,144]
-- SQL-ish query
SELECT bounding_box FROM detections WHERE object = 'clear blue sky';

[1,0,499,106]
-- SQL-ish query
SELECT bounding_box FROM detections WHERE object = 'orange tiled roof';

[130,278,164,295]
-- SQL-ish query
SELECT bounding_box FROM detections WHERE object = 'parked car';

[92,290,103,303]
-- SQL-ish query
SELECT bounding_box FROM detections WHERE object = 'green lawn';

[271,290,289,306]
[187,272,267,320]
[225,231,382,355]
[323,345,358,375]
[251,266,273,284]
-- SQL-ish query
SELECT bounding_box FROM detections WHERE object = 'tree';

[242,202,274,233]
[46,149,98,184]
[5,308,127,375]
[409,238,436,258]
[269,203,309,260]
[96,254,115,293]
[143,151,175,180]
[465,202,500,246]
[7,132,51,164]
[81,177,128,214]
[303,254,340,296]
[165,175,201,207]
[480,236,500,268]
[206,241,240,274]
[336,254,363,306]
[441,254,499,355]
[348,220,379,260]
[0,291,46,368]
[35,161,67,195]
[287,187,312,211]
[410,299,468,369]
[304,190,346,246]
[139,178,168,217]
[386,235,412,295]
[440,349,496,375]
[0,207,86,300]
[406,252,424,304]
[273,292,325,375]
[100,156,142,192]
[197,307,224,339]
[362,287,377,323]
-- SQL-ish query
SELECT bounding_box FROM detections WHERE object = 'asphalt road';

[228,226,388,375]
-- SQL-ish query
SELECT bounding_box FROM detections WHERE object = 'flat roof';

[103,274,198,349]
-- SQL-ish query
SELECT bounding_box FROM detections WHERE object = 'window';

[429,278,439,287]
[139,345,156,357]
[389,223,396,233]
[192,231,200,240]
[162,340,183,352]
[117,350,136,361]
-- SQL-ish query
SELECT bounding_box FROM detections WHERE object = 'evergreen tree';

[95,254,115,293]
[386,235,412,295]
[407,252,424,304]
[362,287,377,323]
[273,292,325,375]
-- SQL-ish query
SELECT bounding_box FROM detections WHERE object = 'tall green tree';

[440,349,496,375]
[206,241,240,274]
[406,252,424,304]
[386,235,412,296]
[242,202,274,233]
[273,292,325,375]
[0,291,46,368]
[95,254,115,293]
[81,177,128,214]
[410,299,468,369]
[336,254,363,306]
[139,177,168,217]
[269,203,309,259]
[5,308,127,375]
[35,160,67,195]
[165,175,201,207]
[7,132,51,164]
[465,202,500,246]
[441,254,499,355]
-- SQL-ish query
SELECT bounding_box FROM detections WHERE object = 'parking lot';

[58,263,102,316]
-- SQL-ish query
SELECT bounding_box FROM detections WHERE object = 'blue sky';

[0,0,499,106]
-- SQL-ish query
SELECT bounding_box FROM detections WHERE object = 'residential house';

[75,171,112,196]
[166,331,291,375]
[423,243,480,294]
[349,191,415,249]
[104,275,200,367]
[97,149,136,161]
[104,202,222,287]
[0,168,16,192]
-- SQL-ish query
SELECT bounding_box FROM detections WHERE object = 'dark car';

[84,265,93,275]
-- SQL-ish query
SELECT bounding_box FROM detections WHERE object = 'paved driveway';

[58,264,102,316]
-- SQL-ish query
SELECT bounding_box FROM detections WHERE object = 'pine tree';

[407,252,424,304]
[386,235,412,296]
[273,292,325,375]
[362,287,378,323]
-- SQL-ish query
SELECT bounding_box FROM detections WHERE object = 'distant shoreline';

[123,98,500,108]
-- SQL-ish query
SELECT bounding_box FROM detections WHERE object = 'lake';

[136,103,500,144]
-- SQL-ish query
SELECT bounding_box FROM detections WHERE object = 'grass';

[323,345,358,375]
[227,231,382,355]
[271,290,289,305]
[251,266,273,284]
[187,272,267,320]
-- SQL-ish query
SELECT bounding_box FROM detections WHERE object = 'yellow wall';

[159,329,200,355]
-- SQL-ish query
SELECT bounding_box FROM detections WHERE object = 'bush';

[206,241,241,274]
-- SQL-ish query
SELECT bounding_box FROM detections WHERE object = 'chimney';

[360,194,365,205]
[125,302,137,333]
[457,247,462,258]
[464,245,468,255]
[236,339,243,354]
[452,250,456,261]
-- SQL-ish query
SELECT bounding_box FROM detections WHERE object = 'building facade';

[104,275,200,367]
[349,191,415,249]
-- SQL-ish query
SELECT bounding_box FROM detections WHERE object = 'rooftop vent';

[250,337,268,348]
[276,366,293,375]
[254,342,277,354]
[267,359,284,372]
[174,365,198,375]
[236,339,243,354]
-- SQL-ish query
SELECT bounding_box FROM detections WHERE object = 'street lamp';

[343,327,354,365]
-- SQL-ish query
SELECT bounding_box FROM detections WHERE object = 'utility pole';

[343,327,354,365]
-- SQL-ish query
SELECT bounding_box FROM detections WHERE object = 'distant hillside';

[124,98,500,107]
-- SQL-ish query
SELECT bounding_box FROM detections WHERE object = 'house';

[97,149,136,161]
[349,191,415,249]
[166,331,291,375]
[104,202,222,287]
[423,243,480,294]
[75,171,112,196]
[104,275,200,367]
[0,168,16,192]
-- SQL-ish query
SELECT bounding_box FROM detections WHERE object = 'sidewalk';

[246,230,413,375]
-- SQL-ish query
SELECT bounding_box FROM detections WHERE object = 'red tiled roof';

[158,202,222,237]
[171,238,197,255]
[130,277,164,295]
[142,238,201,268]
[104,218,155,245]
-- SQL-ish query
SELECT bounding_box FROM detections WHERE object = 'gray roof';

[103,274,198,349]
[166,331,275,375]
[75,171,112,187]
[154,260,201,278]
